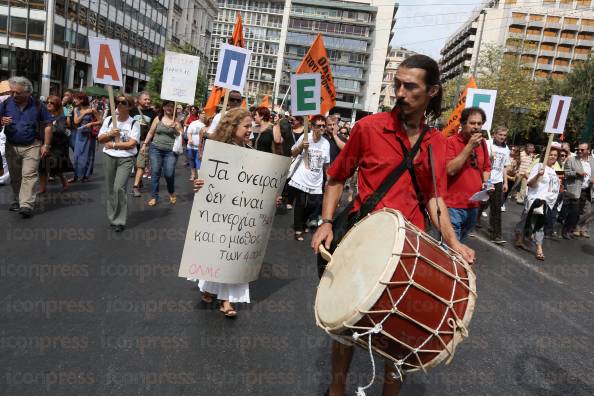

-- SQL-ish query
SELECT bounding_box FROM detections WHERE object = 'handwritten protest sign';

[160,51,200,104]
[89,37,123,87]
[178,140,290,283]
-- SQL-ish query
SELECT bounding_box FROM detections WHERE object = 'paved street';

[1,154,593,396]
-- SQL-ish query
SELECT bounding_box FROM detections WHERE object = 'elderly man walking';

[563,143,594,238]
[0,77,53,218]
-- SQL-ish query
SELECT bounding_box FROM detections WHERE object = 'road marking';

[471,233,566,286]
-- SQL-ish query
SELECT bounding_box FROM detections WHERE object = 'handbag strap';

[353,124,430,222]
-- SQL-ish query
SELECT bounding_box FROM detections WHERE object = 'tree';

[146,44,209,107]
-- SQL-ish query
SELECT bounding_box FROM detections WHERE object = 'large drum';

[315,209,477,373]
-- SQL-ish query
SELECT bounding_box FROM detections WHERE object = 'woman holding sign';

[192,107,254,318]
[514,146,561,261]
[141,100,183,206]
[97,94,141,232]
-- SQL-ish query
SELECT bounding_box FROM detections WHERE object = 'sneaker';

[481,212,488,217]
[501,204,506,212]
[9,202,20,212]
[19,206,34,218]
[490,237,506,245]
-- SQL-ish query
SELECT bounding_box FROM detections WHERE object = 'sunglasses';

[313,124,325,128]
[116,100,128,106]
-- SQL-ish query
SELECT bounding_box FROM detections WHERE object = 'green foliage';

[441,43,594,147]
[146,44,209,107]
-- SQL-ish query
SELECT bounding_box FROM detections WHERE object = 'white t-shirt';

[288,135,330,194]
[187,120,205,148]
[580,159,591,190]
[98,116,141,158]
[207,113,221,135]
[527,165,560,209]
[487,140,511,184]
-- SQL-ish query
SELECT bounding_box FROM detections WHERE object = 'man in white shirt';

[207,90,243,135]
[481,126,511,244]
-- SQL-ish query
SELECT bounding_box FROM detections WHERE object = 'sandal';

[201,292,215,304]
[220,303,237,318]
[294,232,304,241]
[169,194,177,204]
[536,252,545,261]
[147,198,157,206]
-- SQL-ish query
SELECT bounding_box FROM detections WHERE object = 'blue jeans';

[149,144,178,199]
[448,207,479,242]
[186,147,201,169]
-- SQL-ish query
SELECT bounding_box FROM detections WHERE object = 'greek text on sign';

[178,140,290,284]
[544,95,572,135]
[214,44,252,93]
[88,37,123,87]
[465,88,498,132]
[290,73,321,116]
[160,51,200,104]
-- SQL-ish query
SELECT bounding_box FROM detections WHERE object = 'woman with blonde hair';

[191,107,253,318]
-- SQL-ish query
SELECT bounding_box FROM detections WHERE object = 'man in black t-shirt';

[323,114,347,164]
[130,92,156,197]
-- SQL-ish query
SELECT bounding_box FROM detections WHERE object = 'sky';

[391,0,486,58]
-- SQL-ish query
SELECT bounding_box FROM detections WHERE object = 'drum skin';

[315,209,477,372]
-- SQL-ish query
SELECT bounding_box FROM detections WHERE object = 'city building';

[0,0,170,96]
[208,0,397,119]
[208,0,287,105]
[378,46,416,111]
[167,0,218,77]
[279,0,398,120]
[440,0,594,83]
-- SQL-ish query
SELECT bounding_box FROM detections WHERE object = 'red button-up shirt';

[327,108,447,230]
[444,133,492,209]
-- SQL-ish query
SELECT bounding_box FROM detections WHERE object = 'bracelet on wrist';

[320,219,333,225]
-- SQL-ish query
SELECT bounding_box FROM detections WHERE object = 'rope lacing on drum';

[445,317,469,364]
[353,323,384,395]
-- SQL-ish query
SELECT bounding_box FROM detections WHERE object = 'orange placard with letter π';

[89,37,123,87]
[296,34,336,116]
[442,76,477,137]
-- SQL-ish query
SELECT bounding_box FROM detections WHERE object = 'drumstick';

[318,244,333,263]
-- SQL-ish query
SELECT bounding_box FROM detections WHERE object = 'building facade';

[208,0,286,104]
[440,0,594,83]
[279,0,397,120]
[209,0,397,119]
[167,0,218,77]
[0,0,173,96]
[378,46,416,111]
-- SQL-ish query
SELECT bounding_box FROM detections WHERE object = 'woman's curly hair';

[212,108,252,144]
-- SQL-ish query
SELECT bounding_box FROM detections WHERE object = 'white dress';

[196,280,250,303]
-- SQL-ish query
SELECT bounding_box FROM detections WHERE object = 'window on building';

[28,20,45,40]
[565,17,578,25]
[558,0,572,8]
[0,15,6,34]
[582,19,594,26]
[529,14,543,21]
[512,12,526,19]
[9,16,27,38]
[576,0,590,8]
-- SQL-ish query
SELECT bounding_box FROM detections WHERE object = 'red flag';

[204,86,224,118]
[296,34,336,115]
[231,12,245,48]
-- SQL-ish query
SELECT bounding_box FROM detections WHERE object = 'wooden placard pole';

[173,101,178,122]
[303,116,310,168]
[106,85,117,130]
[541,133,555,168]
[220,89,230,119]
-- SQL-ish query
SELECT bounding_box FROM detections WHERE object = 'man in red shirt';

[445,107,492,241]
[312,55,475,396]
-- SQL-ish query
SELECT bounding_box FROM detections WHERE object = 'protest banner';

[542,95,573,165]
[442,76,477,136]
[89,37,122,129]
[465,88,497,134]
[178,140,291,283]
[296,34,336,115]
[160,51,200,105]
[214,44,252,117]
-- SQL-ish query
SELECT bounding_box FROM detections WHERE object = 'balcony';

[521,61,536,69]
[536,63,553,71]
[511,18,526,26]
[559,37,576,45]
[539,50,555,57]
[553,65,570,73]
[526,34,542,41]
[508,32,524,40]
[541,35,558,43]
[577,38,594,46]
[522,47,538,55]
[528,20,544,28]
[545,22,562,30]
[556,51,572,59]
[574,52,590,60]
[581,25,594,33]
[562,24,579,31]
